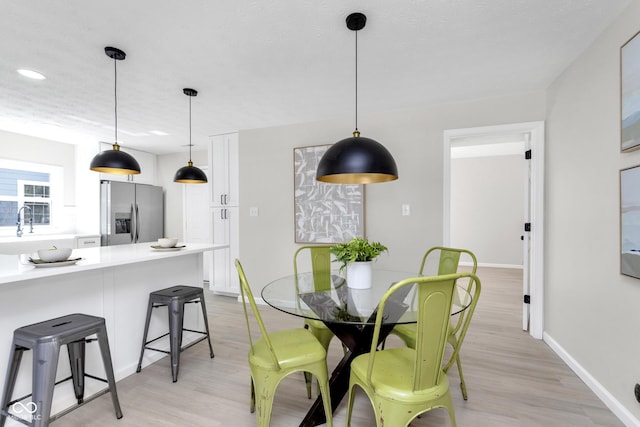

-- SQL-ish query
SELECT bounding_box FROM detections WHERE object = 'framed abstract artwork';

[621,164,640,278]
[621,30,640,151]
[294,145,365,243]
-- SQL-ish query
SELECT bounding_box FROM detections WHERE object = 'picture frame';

[621,30,640,152]
[620,164,640,278]
[293,144,365,243]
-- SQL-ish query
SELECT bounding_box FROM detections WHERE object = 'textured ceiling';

[0,0,631,155]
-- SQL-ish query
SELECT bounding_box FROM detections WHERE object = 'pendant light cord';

[189,94,193,162]
[354,29,358,133]
[113,57,118,144]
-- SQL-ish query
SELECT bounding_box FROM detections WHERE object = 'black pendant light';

[90,47,141,174]
[316,13,398,184]
[174,88,208,184]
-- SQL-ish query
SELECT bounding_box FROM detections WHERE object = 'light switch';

[402,204,410,216]
[249,207,259,217]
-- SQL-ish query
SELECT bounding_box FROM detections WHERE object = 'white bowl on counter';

[37,247,73,262]
[157,238,178,248]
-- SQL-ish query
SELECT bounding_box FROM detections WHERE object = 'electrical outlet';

[249,207,259,217]
[635,383,640,403]
[402,204,410,216]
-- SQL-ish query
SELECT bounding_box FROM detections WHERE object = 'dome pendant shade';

[90,46,141,175]
[90,143,141,174]
[174,88,207,184]
[316,134,398,184]
[174,161,208,183]
[316,12,398,184]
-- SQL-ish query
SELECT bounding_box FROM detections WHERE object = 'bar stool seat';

[0,313,122,427]
[136,285,214,382]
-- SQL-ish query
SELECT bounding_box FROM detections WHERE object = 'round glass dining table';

[262,270,472,325]
[261,269,473,427]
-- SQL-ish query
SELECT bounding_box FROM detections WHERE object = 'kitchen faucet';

[16,205,33,237]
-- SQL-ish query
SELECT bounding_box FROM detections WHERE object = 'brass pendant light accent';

[316,12,398,184]
[90,47,141,175]
[174,88,208,184]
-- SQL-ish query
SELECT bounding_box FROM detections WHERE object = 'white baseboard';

[544,332,640,427]
[460,261,523,269]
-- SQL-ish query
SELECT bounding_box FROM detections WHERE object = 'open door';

[522,134,532,331]
[444,121,544,339]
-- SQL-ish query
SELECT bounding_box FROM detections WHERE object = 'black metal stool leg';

[197,292,215,358]
[0,346,24,427]
[168,299,185,383]
[67,340,86,404]
[32,341,60,427]
[96,326,123,419]
[136,298,154,373]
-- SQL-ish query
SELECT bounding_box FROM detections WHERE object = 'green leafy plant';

[330,237,388,271]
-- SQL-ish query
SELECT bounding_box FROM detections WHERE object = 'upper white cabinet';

[98,143,157,185]
[209,133,238,207]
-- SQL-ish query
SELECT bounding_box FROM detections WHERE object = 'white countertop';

[0,242,227,285]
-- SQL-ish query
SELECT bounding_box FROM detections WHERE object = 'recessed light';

[149,130,169,136]
[17,69,46,80]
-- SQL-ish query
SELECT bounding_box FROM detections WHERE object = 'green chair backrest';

[293,245,332,292]
[419,246,478,276]
[235,259,280,369]
[419,246,478,335]
[366,273,478,391]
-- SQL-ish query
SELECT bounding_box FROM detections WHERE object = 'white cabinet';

[75,235,101,249]
[210,207,239,296]
[98,143,157,185]
[183,169,213,283]
[210,133,238,207]
[208,132,240,296]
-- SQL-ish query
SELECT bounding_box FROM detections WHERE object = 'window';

[0,160,63,232]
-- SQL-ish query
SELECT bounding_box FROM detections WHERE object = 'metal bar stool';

[136,285,214,382]
[0,313,123,427]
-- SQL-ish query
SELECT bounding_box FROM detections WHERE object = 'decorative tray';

[28,257,83,268]
[150,245,186,251]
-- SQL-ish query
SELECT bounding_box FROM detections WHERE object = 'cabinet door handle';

[225,194,228,205]
[220,194,224,205]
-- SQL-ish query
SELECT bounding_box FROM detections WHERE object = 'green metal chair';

[389,246,479,400]
[293,245,338,398]
[234,259,333,427]
[293,245,335,350]
[345,272,481,427]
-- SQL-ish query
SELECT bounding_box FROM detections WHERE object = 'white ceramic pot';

[346,261,373,289]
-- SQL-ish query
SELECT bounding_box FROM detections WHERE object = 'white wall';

[451,154,524,267]
[238,91,545,287]
[545,0,640,423]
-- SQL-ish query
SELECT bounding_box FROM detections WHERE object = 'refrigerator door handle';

[135,204,140,243]
[130,204,135,243]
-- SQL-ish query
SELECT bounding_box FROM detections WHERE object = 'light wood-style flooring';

[60,267,621,426]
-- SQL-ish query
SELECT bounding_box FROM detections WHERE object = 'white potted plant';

[330,237,388,289]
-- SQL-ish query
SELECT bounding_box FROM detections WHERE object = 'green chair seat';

[249,328,327,370]
[350,347,451,402]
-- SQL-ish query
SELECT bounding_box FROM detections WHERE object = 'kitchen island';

[0,242,224,422]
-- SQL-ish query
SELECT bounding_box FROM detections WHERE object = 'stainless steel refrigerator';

[100,180,164,246]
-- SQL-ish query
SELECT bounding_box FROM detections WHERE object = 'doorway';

[443,121,544,339]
